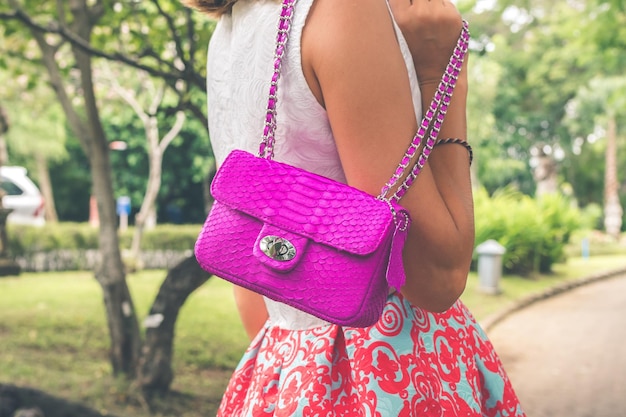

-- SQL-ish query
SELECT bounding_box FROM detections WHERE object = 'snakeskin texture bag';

[195,0,470,327]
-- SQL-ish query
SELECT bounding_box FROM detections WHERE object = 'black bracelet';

[434,138,473,165]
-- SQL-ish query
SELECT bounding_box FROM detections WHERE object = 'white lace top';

[207,0,422,329]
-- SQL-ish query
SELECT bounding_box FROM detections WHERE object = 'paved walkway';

[487,272,626,417]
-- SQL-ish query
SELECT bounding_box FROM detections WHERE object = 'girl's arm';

[302,0,473,312]
[233,285,268,340]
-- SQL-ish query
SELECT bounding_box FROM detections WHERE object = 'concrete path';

[487,273,626,417]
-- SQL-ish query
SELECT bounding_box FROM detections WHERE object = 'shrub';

[7,223,201,256]
[7,222,99,255]
[473,187,581,275]
[119,224,202,251]
[579,203,603,230]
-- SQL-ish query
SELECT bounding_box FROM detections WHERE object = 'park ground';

[1,253,626,417]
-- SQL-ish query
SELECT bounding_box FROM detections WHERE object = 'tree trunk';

[0,105,8,136]
[24,0,142,377]
[532,145,559,197]
[137,255,212,397]
[129,110,185,260]
[0,136,7,168]
[34,153,58,223]
[81,76,141,375]
[130,139,163,259]
[604,115,623,238]
[0,104,8,166]
[4,0,213,391]
[70,29,142,378]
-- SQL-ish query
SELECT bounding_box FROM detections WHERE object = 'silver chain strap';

[380,20,470,202]
[259,0,470,204]
[259,0,295,159]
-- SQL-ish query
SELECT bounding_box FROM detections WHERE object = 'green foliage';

[0,59,68,177]
[560,138,606,208]
[158,121,215,224]
[586,0,626,72]
[45,110,212,224]
[579,203,604,231]
[103,104,213,225]
[0,0,216,225]
[476,153,531,196]
[48,135,92,222]
[7,223,98,255]
[120,223,201,251]
[4,0,624,234]
[464,0,626,206]
[7,223,201,256]
[473,187,581,274]
[488,3,593,154]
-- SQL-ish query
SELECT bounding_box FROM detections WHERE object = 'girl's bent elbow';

[402,267,468,313]
[431,270,468,312]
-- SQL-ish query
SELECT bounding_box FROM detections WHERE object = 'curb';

[480,266,626,332]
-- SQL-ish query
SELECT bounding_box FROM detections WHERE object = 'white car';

[0,166,45,226]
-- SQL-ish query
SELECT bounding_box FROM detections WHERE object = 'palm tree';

[604,114,622,239]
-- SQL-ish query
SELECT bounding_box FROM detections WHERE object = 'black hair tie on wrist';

[434,137,473,165]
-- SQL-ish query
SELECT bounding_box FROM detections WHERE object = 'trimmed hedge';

[7,223,202,256]
[6,191,585,275]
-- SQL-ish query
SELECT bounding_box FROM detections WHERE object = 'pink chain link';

[259,0,470,204]
[259,0,296,159]
[380,21,470,202]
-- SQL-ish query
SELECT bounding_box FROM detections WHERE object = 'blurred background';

[0,0,624,416]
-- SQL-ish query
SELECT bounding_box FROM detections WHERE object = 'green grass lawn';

[1,254,625,416]
[0,270,248,416]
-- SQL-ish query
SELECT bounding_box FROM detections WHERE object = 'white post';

[475,240,506,295]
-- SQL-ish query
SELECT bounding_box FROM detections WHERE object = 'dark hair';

[181,0,238,16]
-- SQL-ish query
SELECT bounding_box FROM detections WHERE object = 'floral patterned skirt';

[217,293,526,417]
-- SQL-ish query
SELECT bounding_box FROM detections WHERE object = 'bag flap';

[211,150,394,255]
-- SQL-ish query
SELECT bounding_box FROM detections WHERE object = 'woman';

[186,0,526,415]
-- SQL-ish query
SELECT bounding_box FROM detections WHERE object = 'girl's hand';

[388,0,463,84]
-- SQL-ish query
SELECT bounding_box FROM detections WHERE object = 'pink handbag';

[195,0,470,327]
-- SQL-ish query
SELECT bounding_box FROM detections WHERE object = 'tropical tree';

[0,104,12,263]
[0,0,215,397]
[0,106,7,132]
[565,76,626,237]
[97,62,186,260]
[463,0,625,215]
[0,70,67,222]
[0,105,8,164]
[585,0,626,234]
[2,0,143,378]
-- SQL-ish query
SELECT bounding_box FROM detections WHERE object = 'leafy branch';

[0,6,206,91]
